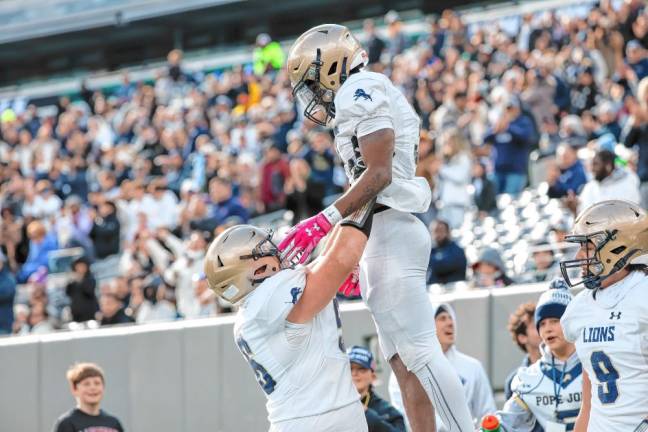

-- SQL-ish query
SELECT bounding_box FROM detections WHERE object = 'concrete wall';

[0,284,548,432]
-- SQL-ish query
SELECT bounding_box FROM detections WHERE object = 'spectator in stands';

[520,241,561,284]
[26,301,54,334]
[65,257,99,323]
[161,229,207,317]
[144,179,178,230]
[166,48,187,83]
[301,130,336,198]
[186,273,217,319]
[0,252,16,335]
[89,201,120,259]
[484,98,535,195]
[504,302,541,399]
[260,142,290,213]
[471,247,514,288]
[363,19,386,66]
[190,177,249,233]
[623,77,648,209]
[285,159,321,224]
[33,179,62,219]
[436,128,472,228]
[253,33,285,76]
[135,280,177,324]
[427,219,467,285]
[546,143,587,198]
[53,363,124,432]
[384,10,408,59]
[592,101,622,141]
[471,160,497,216]
[57,195,94,256]
[432,304,495,426]
[626,40,648,81]
[567,149,640,214]
[569,67,598,116]
[348,346,405,432]
[17,221,59,283]
[99,293,134,326]
[389,304,496,430]
[1,206,22,271]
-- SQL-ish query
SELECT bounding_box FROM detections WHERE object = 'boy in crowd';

[496,279,581,431]
[53,362,123,432]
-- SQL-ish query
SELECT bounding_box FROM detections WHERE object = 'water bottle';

[480,415,501,432]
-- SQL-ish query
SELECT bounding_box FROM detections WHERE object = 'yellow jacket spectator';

[253,33,284,76]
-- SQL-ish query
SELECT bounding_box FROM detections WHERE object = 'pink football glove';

[278,211,336,264]
[338,265,361,297]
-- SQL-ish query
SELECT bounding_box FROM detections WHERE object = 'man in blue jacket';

[484,98,535,195]
[0,252,16,335]
[190,177,249,233]
[427,220,467,285]
[547,143,587,198]
[17,221,59,283]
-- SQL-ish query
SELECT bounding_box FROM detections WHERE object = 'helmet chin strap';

[340,56,348,84]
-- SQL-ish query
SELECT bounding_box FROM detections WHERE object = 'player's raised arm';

[333,128,393,216]
[286,208,373,324]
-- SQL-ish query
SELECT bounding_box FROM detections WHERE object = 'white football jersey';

[333,71,431,213]
[498,345,582,432]
[561,271,648,431]
[233,267,359,424]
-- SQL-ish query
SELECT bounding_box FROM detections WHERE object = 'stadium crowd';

[0,0,647,337]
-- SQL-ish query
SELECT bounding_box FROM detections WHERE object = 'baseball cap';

[347,346,375,370]
[534,278,573,331]
[626,40,642,51]
[385,10,401,24]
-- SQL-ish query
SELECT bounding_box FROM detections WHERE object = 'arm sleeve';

[259,269,306,329]
[560,302,578,343]
[497,393,537,432]
[335,77,393,139]
[144,238,172,270]
[162,232,185,258]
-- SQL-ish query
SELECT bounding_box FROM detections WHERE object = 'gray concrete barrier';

[0,284,552,432]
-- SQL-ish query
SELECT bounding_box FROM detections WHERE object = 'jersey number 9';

[590,350,619,404]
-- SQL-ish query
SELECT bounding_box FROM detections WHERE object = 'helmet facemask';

[206,228,285,304]
[560,229,639,290]
[292,48,345,126]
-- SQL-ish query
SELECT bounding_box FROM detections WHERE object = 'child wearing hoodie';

[495,279,582,431]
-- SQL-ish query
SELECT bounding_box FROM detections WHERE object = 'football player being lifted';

[280,24,473,431]
[559,200,648,432]
[204,211,374,431]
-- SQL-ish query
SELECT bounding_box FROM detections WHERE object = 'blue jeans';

[496,172,527,195]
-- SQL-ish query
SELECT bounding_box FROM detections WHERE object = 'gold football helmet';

[204,225,282,304]
[560,200,648,289]
[287,24,367,125]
